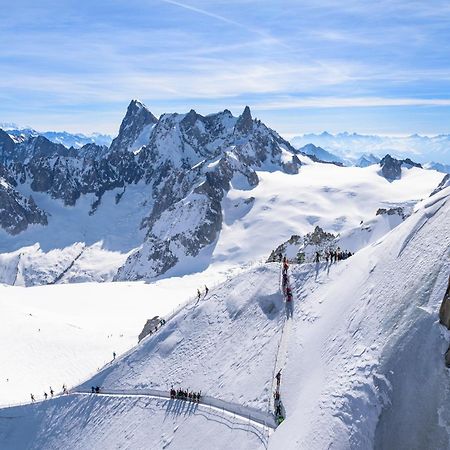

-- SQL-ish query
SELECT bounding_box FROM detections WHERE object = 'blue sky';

[1,0,450,137]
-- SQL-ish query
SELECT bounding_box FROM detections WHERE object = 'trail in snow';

[72,389,277,429]
[269,261,294,415]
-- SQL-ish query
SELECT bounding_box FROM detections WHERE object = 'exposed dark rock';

[379,154,422,181]
[0,129,15,164]
[235,106,253,134]
[380,154,403,181]
[439,275,450,329]
[109,99,158,153]
[138,316,160,342]
[376,207,408,220]
[0,179,47,234]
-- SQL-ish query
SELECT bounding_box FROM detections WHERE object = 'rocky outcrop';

[379,154,422,181]
[138,317,161,342]
[376,206,408,220]
[0,178,47,234]
[380,155,403,180]
[439,275,450,329]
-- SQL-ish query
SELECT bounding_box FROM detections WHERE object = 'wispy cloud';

[1,0,450,136]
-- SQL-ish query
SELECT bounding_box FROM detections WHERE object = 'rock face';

[439,275,450,329]
[109,99,158,154]
[0,178,47,234]
[0,101,302,280]
[379,154,422,181]
[138,317,161,343]
[0,129,15,164]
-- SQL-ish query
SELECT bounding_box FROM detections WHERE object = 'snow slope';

[82,264,285,411]
[270,186,450,449]
[0,187,449,449]
[0,267,229,406]
[213,163,441,267]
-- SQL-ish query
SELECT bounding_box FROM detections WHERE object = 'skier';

[30,393,35,402]
[275,369,282,387]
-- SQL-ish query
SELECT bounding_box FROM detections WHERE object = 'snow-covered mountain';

[290,131,450,165]
[0,100,444,286]
[0,184,448,449]
[298,143,344,165]
[2,124,112,149]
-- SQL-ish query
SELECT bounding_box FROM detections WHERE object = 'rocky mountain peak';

[109,100,158,153]
[0,129,15,163]
[380,154,422,181]
[380,154,403,181]
[235,106,253,134]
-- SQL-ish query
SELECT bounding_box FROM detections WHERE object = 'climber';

[197,289,201,301]
[275,403,282,416]
[91,386,95,394]
[30,393,35,402]
[113,351,116,360]
[283,260,289,274]
[276,369,282,386]
[95,386,100,394]
[44,392,48,400]
[50,387,54,397]
[315,251,320,263]
[286,287,293,302]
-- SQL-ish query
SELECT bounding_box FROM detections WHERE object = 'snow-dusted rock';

[0,178,47,234]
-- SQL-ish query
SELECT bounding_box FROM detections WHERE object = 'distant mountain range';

[290,131,450,169]
[0,123,112,148]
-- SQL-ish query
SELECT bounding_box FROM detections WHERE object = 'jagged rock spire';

[109,100,158,153]
[235,106,253,134]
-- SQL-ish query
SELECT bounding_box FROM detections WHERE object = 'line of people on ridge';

[274,369,284,424]
[282,257,293,303]
[170,387,202,403]
[315,248,353,263]
[30,385,67,402]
